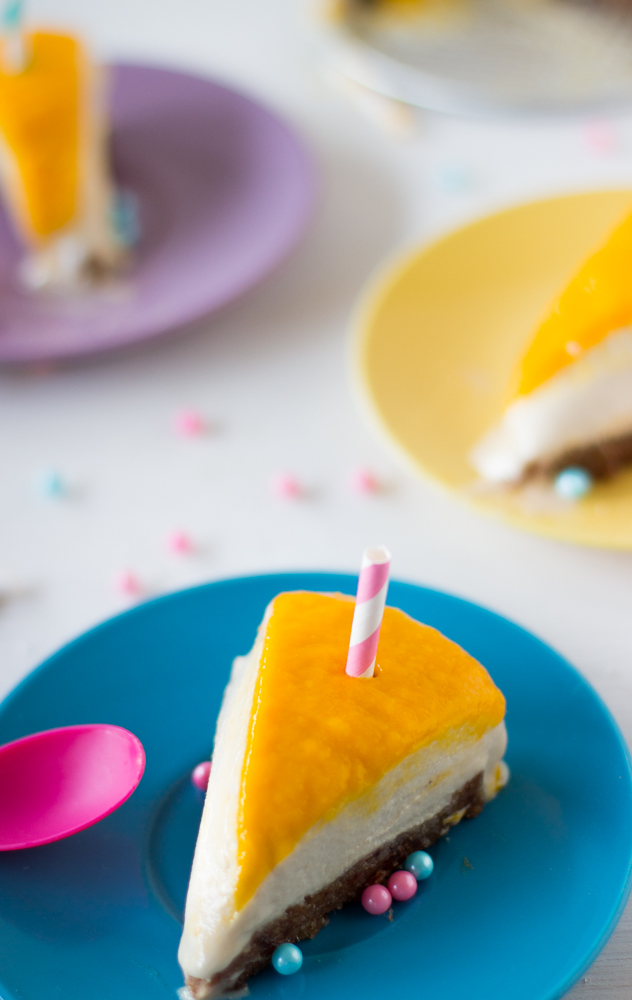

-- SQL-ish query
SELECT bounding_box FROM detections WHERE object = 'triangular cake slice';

[471,207,632,483]
[0,31,125,290]
[179,591,508,998]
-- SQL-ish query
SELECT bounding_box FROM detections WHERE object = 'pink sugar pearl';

[361,884,392,915]
[387,870,417,901]
[191,761,212,791]
[583,120,616,154]
[115,570,141,596]
[168,530,193,554]
[349,468,378,494]
[175,408,205,437]
[271,473,302,499]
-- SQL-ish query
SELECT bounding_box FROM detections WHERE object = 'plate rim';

[319,10,632,118]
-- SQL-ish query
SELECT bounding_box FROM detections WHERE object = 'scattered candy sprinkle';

[271,943,303,976]
[349,468,378,494]
[435,163,473,193]
[404,850,434,880]
[271,473,302,499]
[36,469,65,498]
[191,761,212,791]
[554,467,593,501]
[583,119,616,155]
[168,530,193,555]
[111,188,141,247]
[175,409,206,437]
[115,570,141,596]
[361,884,392,914]
[387,870,417,901]
[2,1,22,32]
[565,340,583,358]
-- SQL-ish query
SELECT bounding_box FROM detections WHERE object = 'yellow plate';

[354,189,632,550]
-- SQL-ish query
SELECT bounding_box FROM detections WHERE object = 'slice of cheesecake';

[0,30,125,291]
[179,591,508,998]
[470,206,632,484]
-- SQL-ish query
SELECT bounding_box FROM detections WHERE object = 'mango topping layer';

[236,591,505,909]
[511,208,632,398]
[0,32,80,238]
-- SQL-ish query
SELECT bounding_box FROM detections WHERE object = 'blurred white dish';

[319,0,632,116]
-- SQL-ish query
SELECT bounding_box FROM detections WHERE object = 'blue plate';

[0,573,630,1000]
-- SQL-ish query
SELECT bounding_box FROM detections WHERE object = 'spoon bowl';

[0,724,145,850]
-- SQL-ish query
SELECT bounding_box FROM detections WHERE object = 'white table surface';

[2,1,631,995]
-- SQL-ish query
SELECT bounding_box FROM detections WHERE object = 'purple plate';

[0,64,315,363]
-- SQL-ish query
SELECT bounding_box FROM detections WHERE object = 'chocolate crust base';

[185,772,485,999]
[526,428,632,482]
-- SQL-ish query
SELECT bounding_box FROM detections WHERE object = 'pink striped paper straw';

[345,546,391,678]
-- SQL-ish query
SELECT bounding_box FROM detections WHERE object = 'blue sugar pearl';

[435,163,472,193]
[2,1,22,31]
[404,850,434,881]
[272,943,303,976]
[37,469,65,498]
[111,189,141,248]
[554,467,593,501]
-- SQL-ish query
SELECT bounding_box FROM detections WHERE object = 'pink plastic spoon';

[0,724,145,850]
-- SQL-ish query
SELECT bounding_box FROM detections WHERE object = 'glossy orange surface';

[235,591,505,909]
[0,32,80,238]
[512,207,632,398]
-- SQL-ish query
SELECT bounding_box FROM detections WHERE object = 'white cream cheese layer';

[470,326,632,484]
[178,608,508,996]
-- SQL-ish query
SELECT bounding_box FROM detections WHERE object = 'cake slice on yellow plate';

[0,15,126,291]
[471,205,632,486]
[179,590,508,998]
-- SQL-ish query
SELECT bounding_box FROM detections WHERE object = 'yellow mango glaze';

[511,208,632,399]
[235,591,505,909]
[0,32,81,238]
[361,0,433,13]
